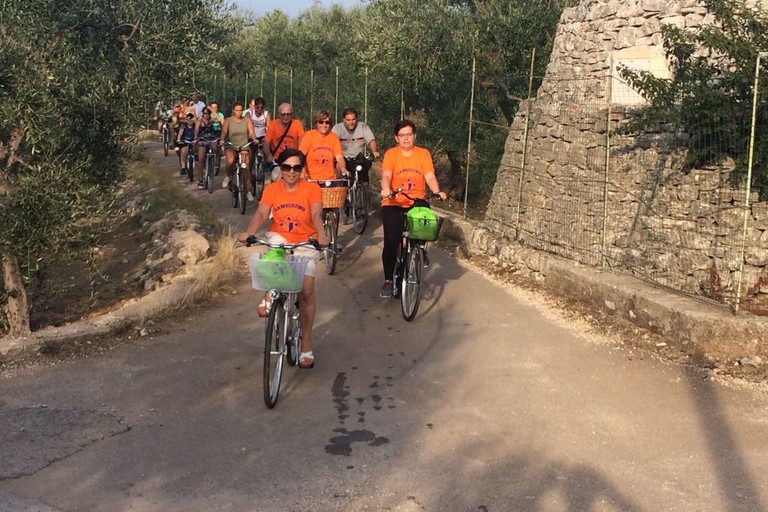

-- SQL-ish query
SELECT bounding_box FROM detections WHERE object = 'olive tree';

[0,0,234,337]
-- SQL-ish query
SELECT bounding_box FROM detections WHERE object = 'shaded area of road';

[1,142,767,511]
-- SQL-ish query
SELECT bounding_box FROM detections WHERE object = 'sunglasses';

[317,120,331,125]
[279,112,293,116]
[280,164,303,172]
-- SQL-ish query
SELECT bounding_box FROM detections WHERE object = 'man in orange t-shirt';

[299,109,345,181]
[264,102,305,164]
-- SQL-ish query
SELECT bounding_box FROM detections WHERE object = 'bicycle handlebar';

[387,188,443,202]
[242,236,322,251]
[224,141,254,152]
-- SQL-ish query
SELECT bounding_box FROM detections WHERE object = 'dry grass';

[180,229,242,307]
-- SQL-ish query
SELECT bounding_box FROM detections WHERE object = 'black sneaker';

[180,167,187,175]
[379,280,394,298]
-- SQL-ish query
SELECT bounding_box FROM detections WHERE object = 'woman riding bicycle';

[176,111,197,176]
[237,148,329,369]
[379,119,447,298]
[299,109,345,180]
[193,108,219,188]
[220,102,256,198]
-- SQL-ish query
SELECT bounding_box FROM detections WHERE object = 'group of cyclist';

[155,95,447,370]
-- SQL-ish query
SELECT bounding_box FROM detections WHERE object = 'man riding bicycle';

[332,107,380,186]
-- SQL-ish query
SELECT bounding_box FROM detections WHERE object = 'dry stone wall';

[484,0,768,311]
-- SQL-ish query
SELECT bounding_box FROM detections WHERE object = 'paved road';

[1,144,768,511]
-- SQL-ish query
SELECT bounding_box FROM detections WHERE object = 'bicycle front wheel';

[401,243,424,321]
[352,184,369,235]
[162,129,169,157]
[238,165,247,214]
[187,154,195,183]
[263,295,287,409]
[323,210,338,275]
[252,160,265,200]
[205,154,214,193]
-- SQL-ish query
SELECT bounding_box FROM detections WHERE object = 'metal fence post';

[464,56,476,220]
[601,59,614,270]
[735,52,766,314]
[514,48,536,240]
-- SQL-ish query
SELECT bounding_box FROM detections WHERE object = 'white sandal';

[298,351,315,369]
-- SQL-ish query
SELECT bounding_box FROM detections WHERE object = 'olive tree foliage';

[0,0,235,336]
[618,0,768,198]
[219,0,570,199]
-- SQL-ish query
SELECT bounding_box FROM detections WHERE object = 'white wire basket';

[248,254,309,292]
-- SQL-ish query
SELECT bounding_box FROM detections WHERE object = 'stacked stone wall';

[485,0,768,311]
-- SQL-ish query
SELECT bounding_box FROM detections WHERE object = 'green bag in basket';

[407,206,439,240]
[255,248,299,290]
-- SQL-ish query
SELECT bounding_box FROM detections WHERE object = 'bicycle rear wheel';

[205,154,214,193]
[352,184,369,234]
[263,296,287,408]
[323,210,338,275]
[286,301,301,367]
[401,243,423,321]
[392,240,404,299]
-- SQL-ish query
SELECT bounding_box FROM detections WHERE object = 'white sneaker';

[247,192,254,201]
[222,176,230,189]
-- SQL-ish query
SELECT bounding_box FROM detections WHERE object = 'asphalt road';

[1,144,768,511]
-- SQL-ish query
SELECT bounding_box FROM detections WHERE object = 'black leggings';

[381,206,407,281]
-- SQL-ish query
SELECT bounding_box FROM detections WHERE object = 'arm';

[380,169,393,199]
[193,120,201,140]
[219,118,228,145]
[424,172,447,201]
[368,139,380,159]
[246,117,256,141]
[237,202,272,243]
[310,202,329,247]
[335,152,346,177]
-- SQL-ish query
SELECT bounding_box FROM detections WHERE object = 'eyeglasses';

[279,112,293,116]
[203,112,211,116]
[396,132,414,138]
[317,120,331,125]
[280,164,303,172]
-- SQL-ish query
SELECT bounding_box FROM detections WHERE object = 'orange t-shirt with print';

[381,146,434,208]
[260,179,322,243]
[299,130,342,180]
[265,119,305,161]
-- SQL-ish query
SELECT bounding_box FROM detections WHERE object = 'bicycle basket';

[406,207,443,241]
[249,253,309,292]
[317,179,348,208]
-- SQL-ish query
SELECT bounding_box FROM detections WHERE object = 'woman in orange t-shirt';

[299,109,345,181]
[238,148,329,369]
[378,119,447,299]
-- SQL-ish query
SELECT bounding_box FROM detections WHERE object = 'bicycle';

[250,142,268,201]
[389,189,444,321]
[343,154,373,235]
[224,141,253,215]
[310,178,348,275]
[244,236,321,408]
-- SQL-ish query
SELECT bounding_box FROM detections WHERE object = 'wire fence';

[186,56,768,314]
[488,62,768,314]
